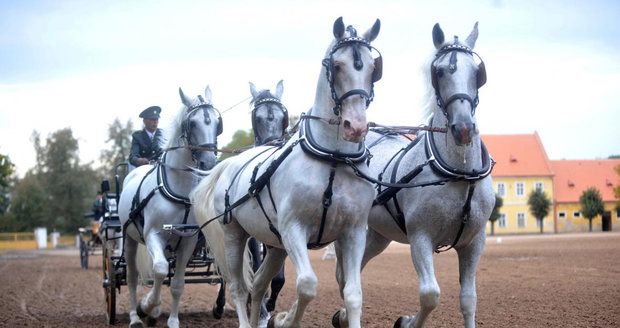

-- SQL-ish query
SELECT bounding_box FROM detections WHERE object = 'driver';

[129,105,164,167]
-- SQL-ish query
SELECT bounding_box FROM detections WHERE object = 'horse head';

[249,80,288,146]
[431,22,486,146]
[322,17,381,143]
[178,85,221,170]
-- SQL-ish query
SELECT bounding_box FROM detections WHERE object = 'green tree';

[0,154,15,214]
[219,130,254,160]
[488,194,503,236]
[31,128,99,232]
[0,173,48,231]
[527,188,552,234]
[579,187,605,232]
[99,118,133,190]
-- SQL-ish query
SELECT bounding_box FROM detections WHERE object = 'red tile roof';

[549,159,620,203]
[481,132,553,177]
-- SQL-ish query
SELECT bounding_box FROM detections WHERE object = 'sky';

[1,0,619,177]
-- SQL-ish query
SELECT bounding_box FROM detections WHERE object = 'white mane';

[163,104,190,149]
[420,47,441,121]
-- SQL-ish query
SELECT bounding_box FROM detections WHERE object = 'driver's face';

[144,118,159,132]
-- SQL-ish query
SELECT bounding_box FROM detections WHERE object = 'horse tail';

[136,243,154,285]
[191,160,234,283]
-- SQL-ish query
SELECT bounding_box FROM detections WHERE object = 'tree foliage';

[579,187,605,232]
[527,188,551,234]
[614,165,620,209]
[219,129,255,161]
[0,154,15,214]
[488,194,503,235]
[99,118,133,176]
[3,128,99,233]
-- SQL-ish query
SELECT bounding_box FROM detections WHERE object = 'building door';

[602,211,611,231]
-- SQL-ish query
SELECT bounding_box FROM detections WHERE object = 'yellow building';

[482,132,555,234]
[550,159,620,232]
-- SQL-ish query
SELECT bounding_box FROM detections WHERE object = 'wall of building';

[487,176,555,235]
[555,201,620,232]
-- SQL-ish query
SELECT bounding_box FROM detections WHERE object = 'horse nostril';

[343,120,352,129]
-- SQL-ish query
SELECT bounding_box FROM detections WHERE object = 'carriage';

[98,163,226,325]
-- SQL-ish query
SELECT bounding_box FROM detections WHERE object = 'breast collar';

[298,117,369,163]
[424,127,494,181]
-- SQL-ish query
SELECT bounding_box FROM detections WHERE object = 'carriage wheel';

[79,237,89,269]
[103,247,117,325]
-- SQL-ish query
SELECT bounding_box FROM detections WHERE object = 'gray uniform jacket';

[128,129,164,167]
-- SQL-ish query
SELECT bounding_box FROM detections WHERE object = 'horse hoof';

[331,310,341,328]
[212,303,224,319]
[393,316,405,328]
[146,317,157,327]
[130,322,144,328]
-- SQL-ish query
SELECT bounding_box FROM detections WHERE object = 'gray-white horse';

[192,17,382,328]
[117,86,222,328]
[332,22,495,328]
[247,80,289,314]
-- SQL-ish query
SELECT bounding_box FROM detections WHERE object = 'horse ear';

[333,16,345,39]
[249,82,259,99]
[432,23,445,49]
[275,80,284,99]
[465,22,479,49]
[363,19,381,42]
[179,87,192,108]
[204,85,213,104]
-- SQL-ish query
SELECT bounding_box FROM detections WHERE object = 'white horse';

[192,17,382,328]
[247,80,289,314]
[332,22,495,328]
[117,86,222,328]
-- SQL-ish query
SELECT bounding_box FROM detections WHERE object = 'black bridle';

[431,42,486,118]
[251,96,289,145]
[322,31,382,116]
[180,99,222,161]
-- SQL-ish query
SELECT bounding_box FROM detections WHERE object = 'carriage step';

[162,224,200,237]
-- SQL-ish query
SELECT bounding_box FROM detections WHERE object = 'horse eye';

[436,68,444,78]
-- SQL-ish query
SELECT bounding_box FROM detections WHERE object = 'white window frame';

[535,181,544,191]
[516,182,525,197]
[517,212,526,228]
[497,183,506,197]
[498,213,507,228]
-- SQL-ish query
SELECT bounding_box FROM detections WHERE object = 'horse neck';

[162,148,197,195]
[306,71,361,154]
[430,111,483,172]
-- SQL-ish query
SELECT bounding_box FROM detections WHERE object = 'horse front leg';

[268,228,317,328]
[167,236,198,328]
[333,227,391,328]
[395,234,439,328]
[138,236,168,323]
[124,237,143,328]
[249,246,287,327]
[457,232,485,328]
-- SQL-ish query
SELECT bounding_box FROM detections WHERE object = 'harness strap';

[127,165,158,242]
[436,182,476,253]
[254,192,283,244]
[309,161,338,249]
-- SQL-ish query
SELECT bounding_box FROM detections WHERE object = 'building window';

[516,182,525,196]
[517,213,526,228]
[497,183,505,197]
[535,182,544,191]
[616,209,619,219]
[499,214,507,228]
[573,211,581,218]
[558,212,566,219]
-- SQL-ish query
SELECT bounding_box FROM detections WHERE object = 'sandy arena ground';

[0,232,618,327]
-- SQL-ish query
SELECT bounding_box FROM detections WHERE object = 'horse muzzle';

[450,122,477,145]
